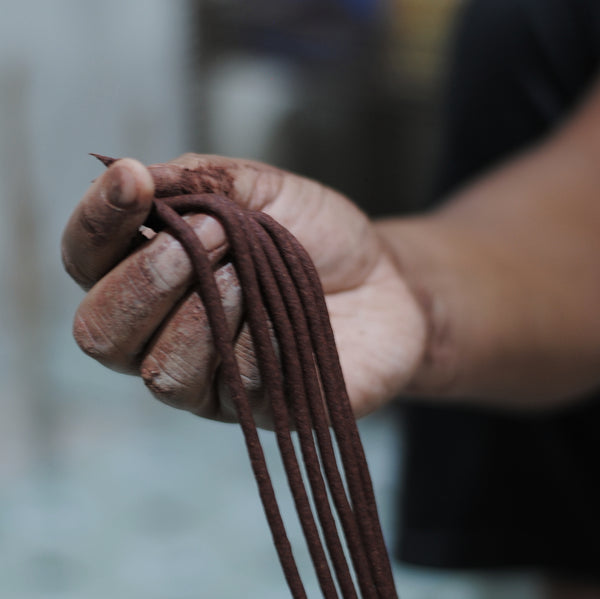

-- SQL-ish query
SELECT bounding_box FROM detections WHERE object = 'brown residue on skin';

[140,262,243,415]
[72,220,229,374]
[151,164,236,199]
[73,244,189,374]
[91,153,236,202]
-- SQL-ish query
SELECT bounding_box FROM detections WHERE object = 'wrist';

[375,216,461,398]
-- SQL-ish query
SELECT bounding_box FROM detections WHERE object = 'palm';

[256,171,426,418]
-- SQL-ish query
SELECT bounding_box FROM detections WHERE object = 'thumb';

[61,158,154,290]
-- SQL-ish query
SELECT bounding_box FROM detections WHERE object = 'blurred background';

[0,1,542,597]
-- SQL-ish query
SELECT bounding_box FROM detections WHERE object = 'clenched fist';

[62,154,426,427]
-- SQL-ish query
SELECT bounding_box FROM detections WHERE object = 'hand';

[62,154,427,427]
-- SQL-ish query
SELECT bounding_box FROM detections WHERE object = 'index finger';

[149,153,286,211]
[61,158,155,290]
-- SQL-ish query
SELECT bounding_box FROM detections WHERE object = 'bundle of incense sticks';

[97,156,398,598]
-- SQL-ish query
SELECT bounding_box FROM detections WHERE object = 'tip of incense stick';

[89,153,119,167]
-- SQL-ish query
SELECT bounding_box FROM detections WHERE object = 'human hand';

[62,154,426,426]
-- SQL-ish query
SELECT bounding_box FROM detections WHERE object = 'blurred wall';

[192,0,461,216]
[0,0,190,439]
[0,2,192,597]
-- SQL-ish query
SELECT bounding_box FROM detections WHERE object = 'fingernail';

[197,214,227,251]
[107,165,138,209]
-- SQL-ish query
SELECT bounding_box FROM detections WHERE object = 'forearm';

[377,86,600,408]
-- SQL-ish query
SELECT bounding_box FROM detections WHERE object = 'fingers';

[140,263,243,418]
[62,158,155,290]
[142,311,273,426]
[68,152,359,426]
[72,213,228,373]
[139,288,276,425]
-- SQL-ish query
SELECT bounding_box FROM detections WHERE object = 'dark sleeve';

[432,0,600,201]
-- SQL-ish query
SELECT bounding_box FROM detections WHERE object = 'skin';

[380,81,600,599]
[62,80,600,599]
[378,79,600,410]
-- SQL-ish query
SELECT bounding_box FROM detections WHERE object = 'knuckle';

[141,355,204,412]
[135,247,182,294]
[246,168,285,210]
[132,229,198,294]
[72,311,122,364]
[216,263,242,313]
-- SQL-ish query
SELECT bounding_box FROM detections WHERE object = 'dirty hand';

[61,154,426,426]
